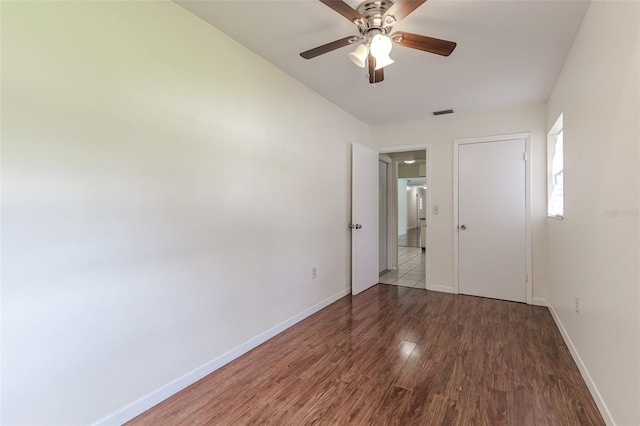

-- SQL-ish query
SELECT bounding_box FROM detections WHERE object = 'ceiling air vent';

[433,109,454,116]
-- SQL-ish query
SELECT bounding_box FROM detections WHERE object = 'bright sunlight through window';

[547,114,564,218]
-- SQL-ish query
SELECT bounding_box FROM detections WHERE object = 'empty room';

[2,0,638,425]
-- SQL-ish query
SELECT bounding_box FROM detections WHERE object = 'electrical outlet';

[575,296,580,314]
[312,267,317,279]
[433,205,440,215]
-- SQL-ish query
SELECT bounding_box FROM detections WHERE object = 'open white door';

[351,142,379,295]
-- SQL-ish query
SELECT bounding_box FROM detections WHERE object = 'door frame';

[453,133,532,304]
[379,144,432,289]
[379,157,393,273]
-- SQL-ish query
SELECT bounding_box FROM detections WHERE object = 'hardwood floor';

[128,285,604,425]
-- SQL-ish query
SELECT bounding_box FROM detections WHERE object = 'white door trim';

[453,133,532,304]
[379,144,432,290]
[378,157,393,272]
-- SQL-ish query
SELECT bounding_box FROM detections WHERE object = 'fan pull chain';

[366,66,376,88]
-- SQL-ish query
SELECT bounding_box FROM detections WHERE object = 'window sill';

[547,215,564,220]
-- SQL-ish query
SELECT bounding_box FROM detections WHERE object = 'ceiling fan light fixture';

[374,54,394,70]
[348,43,369,68]
[369,34,394,69]
[300,0,457,85]
[369,34,393,59]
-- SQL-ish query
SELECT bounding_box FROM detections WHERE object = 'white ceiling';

[176,0,590,126]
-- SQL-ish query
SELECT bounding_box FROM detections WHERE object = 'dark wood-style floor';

[128,285,604,425]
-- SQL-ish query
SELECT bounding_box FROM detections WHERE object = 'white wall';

[1,2,370,424]
[397,179,408,235]
[407,187,418,229]
[373,104,548,298]
[545,2,639,424]
[419,187,426,219]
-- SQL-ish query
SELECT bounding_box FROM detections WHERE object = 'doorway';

[378,147,431,289]
[398,182,426,248]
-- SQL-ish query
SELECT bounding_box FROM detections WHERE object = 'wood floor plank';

[127,285,605,426]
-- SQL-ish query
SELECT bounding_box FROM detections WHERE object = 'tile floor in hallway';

[379,246,426,288]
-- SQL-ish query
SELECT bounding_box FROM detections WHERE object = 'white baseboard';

[532,297,548,306]
[546,303,614,425]
[427,284,455,294]
[94,287,351,426]
[425,291,549,307]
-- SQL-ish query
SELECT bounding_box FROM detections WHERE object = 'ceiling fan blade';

[392,31,457,56]
[300,36,358,59]
[319,0,365,24]
[383,0,427,24]
[368,54,385,84]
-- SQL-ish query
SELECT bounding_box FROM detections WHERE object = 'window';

[547,114,564,218]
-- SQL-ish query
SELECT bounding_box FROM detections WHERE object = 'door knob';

[460,224,467,230]
[356,224,362,229]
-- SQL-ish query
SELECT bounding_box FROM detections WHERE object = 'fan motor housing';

[356,0,394,33]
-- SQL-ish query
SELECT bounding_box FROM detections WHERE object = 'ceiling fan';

[300,0,457,84]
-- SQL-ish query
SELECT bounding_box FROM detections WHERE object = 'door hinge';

[526,274,529,283]
[523,152,528,161]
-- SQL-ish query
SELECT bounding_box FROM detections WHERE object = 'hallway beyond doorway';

[379,247,425,288]
[398,227,420,248]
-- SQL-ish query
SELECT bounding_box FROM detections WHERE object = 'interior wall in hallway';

[397,179,408,235]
